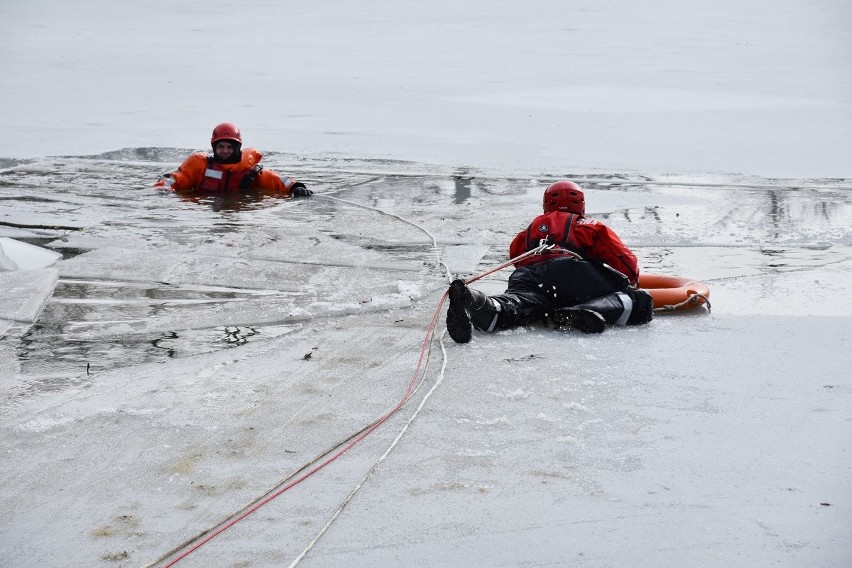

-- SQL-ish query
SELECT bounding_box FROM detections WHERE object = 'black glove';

[290,182,312,197]
[239,164,263,190]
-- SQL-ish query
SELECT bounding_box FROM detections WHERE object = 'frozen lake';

[2,0,851,565]
[2,149,851,567]
[3,149,850,380]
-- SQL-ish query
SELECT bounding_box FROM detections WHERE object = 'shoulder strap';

[523,212,576,252]
[559,213,575,248]
[524,223,536,252]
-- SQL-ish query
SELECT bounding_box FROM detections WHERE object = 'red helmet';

[543,181,585,215]
[211,122,242,145]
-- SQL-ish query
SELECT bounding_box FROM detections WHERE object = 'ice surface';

[0,1,850,568]
[0,268,58,323]
[1,156,849,568]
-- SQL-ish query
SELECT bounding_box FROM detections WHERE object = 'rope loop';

[653,293,712,313]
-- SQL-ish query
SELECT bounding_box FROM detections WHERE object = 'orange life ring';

[639,274,711,311]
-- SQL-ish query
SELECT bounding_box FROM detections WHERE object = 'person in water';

[155,122,312,197]
[446,181,653,343]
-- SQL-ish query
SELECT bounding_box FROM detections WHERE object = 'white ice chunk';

[441,244,489,274]
[0,238,62,271]
[0,268,58,322]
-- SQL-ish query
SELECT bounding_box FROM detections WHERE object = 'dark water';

[18,278,287,372]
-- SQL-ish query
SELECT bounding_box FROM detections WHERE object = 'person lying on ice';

[155,123,312,197]
[446,181,653,343]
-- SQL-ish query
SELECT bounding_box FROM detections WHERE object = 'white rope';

[316,194,450,279]
[463,242,553,285]
[147,195,549,566]
[145,192,456,567]
[144,321,440,568]
[286,194,540,566]
[288,330,451,568]
[287,245,553,566]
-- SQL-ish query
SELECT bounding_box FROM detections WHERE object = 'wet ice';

[2,150,850,378]
[2,0,851,565]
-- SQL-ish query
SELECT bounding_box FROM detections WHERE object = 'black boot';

[446,280,502,343]
[552,308,607,334]
[553,292,633,334]
[446,280,473,343]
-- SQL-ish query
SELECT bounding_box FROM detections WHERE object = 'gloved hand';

[239,164,263,190]
[290,182,312,197]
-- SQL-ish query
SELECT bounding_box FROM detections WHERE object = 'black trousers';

[491,257,653,328]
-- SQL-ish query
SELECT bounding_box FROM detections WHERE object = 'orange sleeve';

[156,153,208,193]
[255,169,291,193]
[255,169,302,195]
[236,148,300,195]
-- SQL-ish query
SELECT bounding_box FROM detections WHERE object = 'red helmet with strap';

[543,181,585,215]
[211,122,242,145]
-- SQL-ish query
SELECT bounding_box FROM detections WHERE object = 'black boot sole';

[554,308,606,334]
[446,280,473,343]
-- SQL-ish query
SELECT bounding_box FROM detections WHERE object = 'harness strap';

[525,213,577,255]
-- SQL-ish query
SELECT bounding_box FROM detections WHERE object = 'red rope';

[156,245,548,566]
[463,243,551,285]
[159,290,449,567]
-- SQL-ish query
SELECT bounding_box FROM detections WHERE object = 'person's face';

[215,141,236,160]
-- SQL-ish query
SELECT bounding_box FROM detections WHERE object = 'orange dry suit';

[155,148,301,195]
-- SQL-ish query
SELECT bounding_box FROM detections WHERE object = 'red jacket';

[155,148,300,195]
[509,211,639,285]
